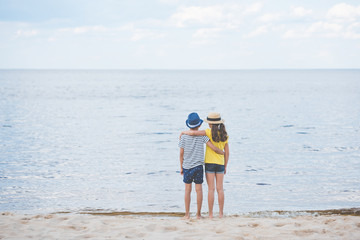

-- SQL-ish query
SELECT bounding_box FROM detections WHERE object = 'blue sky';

[0,0,359,69]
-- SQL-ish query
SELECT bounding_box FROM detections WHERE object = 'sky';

[0,0,359,69]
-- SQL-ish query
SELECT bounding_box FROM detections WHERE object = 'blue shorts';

[183,165,203,184]
[205,163,225,174]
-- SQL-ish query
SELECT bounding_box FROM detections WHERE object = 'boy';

[179,112,224,219]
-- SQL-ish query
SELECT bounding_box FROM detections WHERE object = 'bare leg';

[183,183,192,219]
[195,184,203,219]
[206,173,215,219]
[216,173,225,218]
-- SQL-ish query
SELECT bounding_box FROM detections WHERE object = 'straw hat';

[204,112,225,124]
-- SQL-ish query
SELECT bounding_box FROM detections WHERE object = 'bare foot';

[208,214,213,219]
[196,214,203,219]
[182,215,190,220]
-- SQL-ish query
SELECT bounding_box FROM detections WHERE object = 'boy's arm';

[180,148,184,175]
[180,130,206,137]
[206,141,225,155]
[224,143,229,174]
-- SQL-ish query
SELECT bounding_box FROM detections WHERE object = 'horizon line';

[0,68,359,71]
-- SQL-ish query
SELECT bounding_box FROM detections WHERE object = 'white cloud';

[2,1,360,69]
[169,3,263,29]
[282,3,360,40]
[191,28,222,45]
[343,32,360,39]
[118,23,166,41]
[131,29,165,41]
[291,6,313,17]
[244,3,263,15]
[73,27,89,34]
[54,24,165,42]
[258,13,281,22]
[327,3,360,22]
[308,21,343,33]
[344,22,360,39]
[157,0,180,4]
[170,5,224,28]
[282,20,360,40]
[283,21,344,39]
[193,28,221,39]
[16,29,38,37]
[282,29,309,39]
[58,25,108,34]
[48,37,56,42]
[117,23,135,31]
[245,26,268,38]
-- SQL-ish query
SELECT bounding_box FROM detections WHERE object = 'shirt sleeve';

[179,135,185,148]
[203,135,209,143]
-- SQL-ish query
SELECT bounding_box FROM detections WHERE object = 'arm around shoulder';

[182,130,206,136]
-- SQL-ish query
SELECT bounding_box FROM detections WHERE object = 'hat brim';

[186,119,203,128]
[204,119,225,124]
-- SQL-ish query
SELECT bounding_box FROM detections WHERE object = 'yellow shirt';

[204,128,228,165]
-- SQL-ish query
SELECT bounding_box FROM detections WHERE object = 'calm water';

[0,70,359,215]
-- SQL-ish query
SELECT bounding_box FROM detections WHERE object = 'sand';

[0,212,359,240]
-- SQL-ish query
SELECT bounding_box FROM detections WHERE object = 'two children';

[179,112,229,219]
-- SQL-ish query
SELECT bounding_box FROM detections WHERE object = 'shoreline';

[57,207,360,217]
[1,210,360,239]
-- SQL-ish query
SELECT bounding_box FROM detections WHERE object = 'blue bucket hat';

[186,112,203,129]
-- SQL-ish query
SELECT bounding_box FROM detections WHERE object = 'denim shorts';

[205,163,225,174]
[183,165,203,184]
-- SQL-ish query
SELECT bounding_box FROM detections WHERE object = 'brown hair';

[210,123,228,142]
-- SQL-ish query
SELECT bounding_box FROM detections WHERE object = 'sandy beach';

[1,212,359,240]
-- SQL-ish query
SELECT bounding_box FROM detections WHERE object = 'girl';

[181,112,229,218]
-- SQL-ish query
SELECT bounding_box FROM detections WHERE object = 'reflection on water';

[0,70,359,214]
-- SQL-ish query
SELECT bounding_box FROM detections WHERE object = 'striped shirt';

[179,135,209,169]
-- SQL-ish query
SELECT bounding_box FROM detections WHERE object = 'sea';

[0,69,359,216]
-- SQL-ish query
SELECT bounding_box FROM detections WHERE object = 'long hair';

[211,123,228,142]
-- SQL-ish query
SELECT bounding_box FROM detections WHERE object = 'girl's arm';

[224,143,229,174]
[180,130,206,137]
[206,141,224,155]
